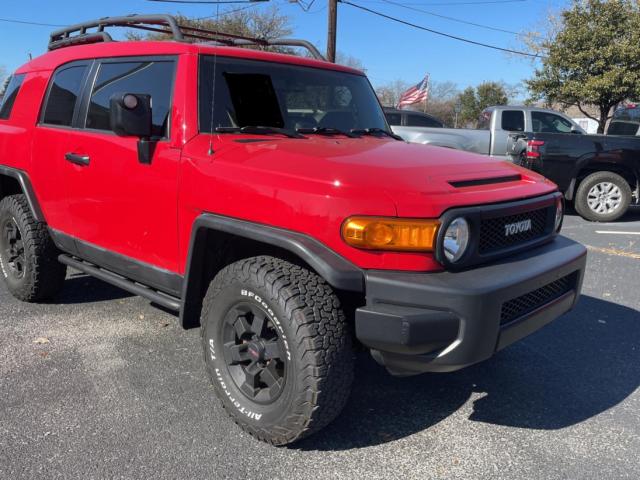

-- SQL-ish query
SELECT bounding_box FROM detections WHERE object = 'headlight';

[555,197,564,232]
[342,216,440,251]
[443,217,470,263]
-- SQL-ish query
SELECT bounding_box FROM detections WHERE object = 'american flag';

[397,74,430,109]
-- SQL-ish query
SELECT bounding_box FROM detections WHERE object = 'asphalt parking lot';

[1,208,639,480]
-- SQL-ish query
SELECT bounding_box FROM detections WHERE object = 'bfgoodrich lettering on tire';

[200,256,354,445]
[0,194,66,301]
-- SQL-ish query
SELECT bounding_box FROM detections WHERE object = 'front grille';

[479,207,550,254]
[500,274,573,325]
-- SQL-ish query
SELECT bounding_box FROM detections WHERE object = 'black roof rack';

[48,13,326,61]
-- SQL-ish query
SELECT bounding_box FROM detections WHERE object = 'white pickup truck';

[388,105,585,159]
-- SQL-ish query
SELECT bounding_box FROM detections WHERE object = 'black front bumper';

[355,236,587,376]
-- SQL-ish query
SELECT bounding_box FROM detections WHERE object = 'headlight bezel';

[435,215,475,268]
[442,217,471,263]
[554,196,564,233]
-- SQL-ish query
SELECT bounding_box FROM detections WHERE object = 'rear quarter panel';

[0,71,46,173]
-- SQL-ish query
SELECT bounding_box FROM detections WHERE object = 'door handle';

[65,152,90,166]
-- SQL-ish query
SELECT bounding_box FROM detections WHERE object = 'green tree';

[457,82,508,126]
[525,0,640,133]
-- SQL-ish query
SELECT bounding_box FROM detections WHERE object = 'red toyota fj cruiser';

[0,15,586,445]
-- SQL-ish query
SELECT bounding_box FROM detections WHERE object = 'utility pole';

[327,0,338,63]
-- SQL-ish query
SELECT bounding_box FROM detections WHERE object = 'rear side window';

[477,109,493,130]
[0,74,25,120]
[406,113,442,127]
[85,60,175,137]
[531,111,573,133]
[501,110,524,131]
[607,121,640,136]
[42,65,87,126]
[385,112,401,126]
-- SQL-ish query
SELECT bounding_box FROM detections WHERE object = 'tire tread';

[0,194,66,301]
[200,255,354,445]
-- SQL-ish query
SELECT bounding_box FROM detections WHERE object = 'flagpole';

[423,73,429,114]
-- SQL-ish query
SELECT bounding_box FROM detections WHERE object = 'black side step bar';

[58,254,181,312]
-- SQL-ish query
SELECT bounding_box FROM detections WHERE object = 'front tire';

[201,256,354,445]
[0,194,66,301]
[574,171,632,222]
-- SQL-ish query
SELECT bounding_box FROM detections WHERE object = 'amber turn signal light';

[342,217,440,251]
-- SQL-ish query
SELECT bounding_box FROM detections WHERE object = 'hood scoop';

[449,174,521,188]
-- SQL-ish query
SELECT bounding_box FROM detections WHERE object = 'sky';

[0,0,568,93]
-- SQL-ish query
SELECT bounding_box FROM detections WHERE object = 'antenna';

[208,4,221,156]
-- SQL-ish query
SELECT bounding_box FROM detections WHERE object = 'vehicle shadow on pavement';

[564,204,640,222]
[297,295,640,450]
[56,273,134,304]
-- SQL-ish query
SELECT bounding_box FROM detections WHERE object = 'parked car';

[383,107,444,128]
[391,105,585,159]
[607,103,640,136]
[0,14,586,445]
[508,131,640,221]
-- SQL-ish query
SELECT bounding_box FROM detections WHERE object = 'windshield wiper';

[215,126,306,139]
[296,127,358,138]
[351,128,403,141]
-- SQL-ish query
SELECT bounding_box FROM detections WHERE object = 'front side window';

[86,60,175,137]
[199,56,387,133]
[0,74,25,120]
[531,111,573,133]
[42,64,87,126]
[501,110,524,131]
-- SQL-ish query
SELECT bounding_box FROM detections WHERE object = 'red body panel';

[0,41,558,276]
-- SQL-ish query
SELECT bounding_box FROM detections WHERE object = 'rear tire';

[574,171,632,222]
[0,195,66,301]
[201,256,354,445]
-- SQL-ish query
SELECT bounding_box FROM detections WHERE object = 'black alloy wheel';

[201,256,354,445]
[1,216,25,280]
[0,195,67,301]
[222,301,287,404]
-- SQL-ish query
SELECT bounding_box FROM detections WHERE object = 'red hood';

[191,135,557,217]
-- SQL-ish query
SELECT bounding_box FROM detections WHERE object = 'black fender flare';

[179,213,364,328]
[0,165,45,222]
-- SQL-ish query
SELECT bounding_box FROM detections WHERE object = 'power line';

[340,0,544,58]
[148,0,262,4]
[0,17,64,27]
[195,3,261,18]
[357,0,527,5]
[378,0,522,35]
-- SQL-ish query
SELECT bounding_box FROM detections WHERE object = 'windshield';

[613,105,640,122]
[199,56,388,134]
[609,105,640,135]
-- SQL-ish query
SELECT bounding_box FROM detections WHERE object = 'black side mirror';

[570,127,583,134]
[109,93,154,164]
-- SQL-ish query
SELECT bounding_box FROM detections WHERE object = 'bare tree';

[335,52,365,71]
[375,80,410,107]
[126,7,293,53]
